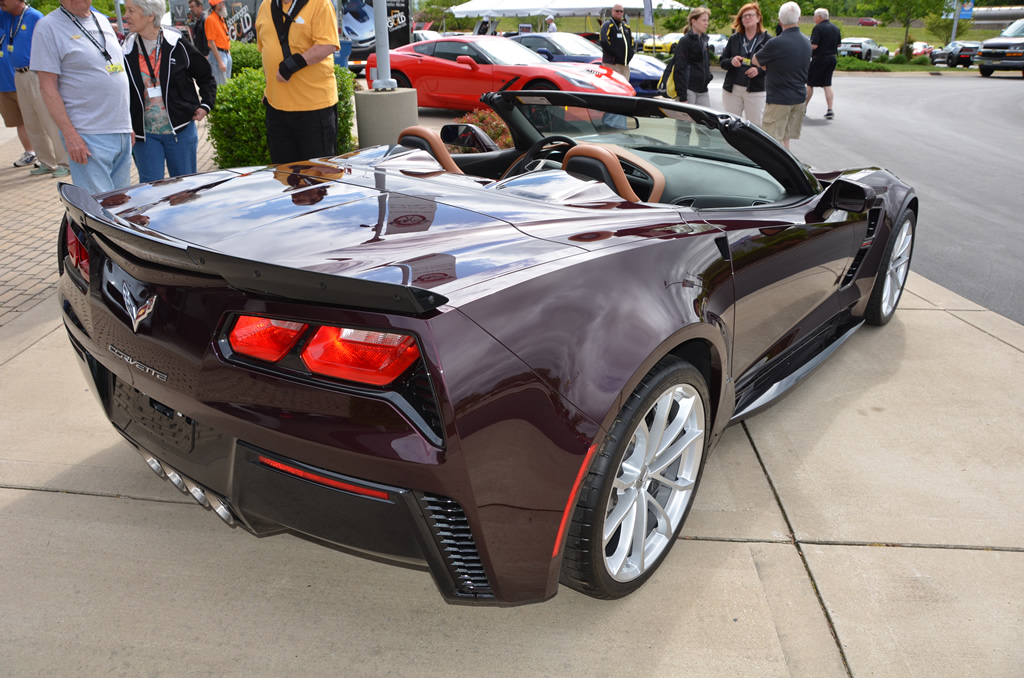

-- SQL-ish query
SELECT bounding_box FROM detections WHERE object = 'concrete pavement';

[1,94,1023,677]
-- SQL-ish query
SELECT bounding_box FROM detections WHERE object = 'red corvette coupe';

[367,36,635,110]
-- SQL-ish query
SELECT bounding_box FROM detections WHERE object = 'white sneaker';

[14,151,37,167]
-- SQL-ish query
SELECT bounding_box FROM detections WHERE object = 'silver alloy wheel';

[602,383,705,582]
[881,217,914,318]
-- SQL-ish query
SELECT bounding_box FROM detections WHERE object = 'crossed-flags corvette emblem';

[122,281,156,333]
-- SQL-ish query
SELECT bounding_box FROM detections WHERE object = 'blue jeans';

[133,122,198,183]
[61,131,133,195]
[208,50,232,86]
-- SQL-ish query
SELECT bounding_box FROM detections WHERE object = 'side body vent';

[841,249,869,288]
[418,493,493,597]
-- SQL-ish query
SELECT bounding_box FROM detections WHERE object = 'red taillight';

[65,223,90,282]
[228,315,308,362]
[301,326,420,386]
[258,455,390,500]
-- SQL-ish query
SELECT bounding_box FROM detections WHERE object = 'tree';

[415,0,477,31]
[661,0,811,34]
[863,0,948,53]
[924,12,973,44]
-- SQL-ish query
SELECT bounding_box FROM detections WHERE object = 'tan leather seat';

[397,126,462,174]
[561,144,640,203]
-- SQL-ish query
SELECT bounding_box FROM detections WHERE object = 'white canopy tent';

[450,0,685,19]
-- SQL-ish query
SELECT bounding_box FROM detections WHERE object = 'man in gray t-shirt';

[31,0,132,194]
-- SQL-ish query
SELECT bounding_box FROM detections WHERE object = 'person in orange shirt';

[255,0,338,163]
[204,0,231,85]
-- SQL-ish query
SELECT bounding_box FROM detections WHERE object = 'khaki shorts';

[0,90,24,128]
[762,102,805,142]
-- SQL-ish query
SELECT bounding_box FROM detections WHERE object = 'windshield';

[477,39,549,65]
[1001,18,1024,37]
[548,32,603,56]
[660,33,683,42]
[512,99,756,167]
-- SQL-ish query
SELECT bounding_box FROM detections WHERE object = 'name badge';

[147,85,162,99]
[6,45,12,52]
[106,62,124,74]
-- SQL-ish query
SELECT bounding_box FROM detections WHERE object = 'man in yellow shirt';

[255,0,339,163]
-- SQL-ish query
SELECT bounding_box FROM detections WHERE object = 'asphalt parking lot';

[2,73,1023,677]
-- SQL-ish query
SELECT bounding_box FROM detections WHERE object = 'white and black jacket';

[123,28,217,140]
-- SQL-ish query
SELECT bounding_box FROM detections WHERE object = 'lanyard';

[140,34,161,82]
[741,33,763,57]
[60,7,112,62]
[8,10,25,43]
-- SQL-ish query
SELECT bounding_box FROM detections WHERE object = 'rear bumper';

[63,317,501,605]
[974,56,1024,70]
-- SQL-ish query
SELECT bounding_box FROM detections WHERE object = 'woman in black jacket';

[123,0,216,183]
[719,2,771,127]
[671,7,712,106]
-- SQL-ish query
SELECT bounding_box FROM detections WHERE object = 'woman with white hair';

[122,0,217,182]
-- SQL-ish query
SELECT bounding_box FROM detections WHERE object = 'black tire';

[947,54,956,68]
[864,49,872,61]
[865,208,916,326]
[561,355,710,599]
[393,71,412,88]
[980,66,993,77]
[524,79,558,90]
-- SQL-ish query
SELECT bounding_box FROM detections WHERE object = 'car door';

[428,41,494,108]
[683,129,866,390]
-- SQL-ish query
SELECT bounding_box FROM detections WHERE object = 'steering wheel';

[521,135,578,168]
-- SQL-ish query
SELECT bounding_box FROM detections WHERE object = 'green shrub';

[888,53,908,65]
[836,55,891,72]
[230,41,263,72]
[911,55,930,65]
[877,52,889,63]
[208,65,356,168]
[450,109,513,151]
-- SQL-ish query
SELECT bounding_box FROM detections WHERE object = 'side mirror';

[537,48,555,61]
[831,178,876,213]
[440,123,500,152]
[456,55,479,70]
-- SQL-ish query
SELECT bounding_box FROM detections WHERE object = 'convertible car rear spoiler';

[58,183,449,316]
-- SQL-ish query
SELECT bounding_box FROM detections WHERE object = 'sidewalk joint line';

[0,483,195,507]
[945,310,1024,355]
[798,539,1024,553]
[742,421,855,678]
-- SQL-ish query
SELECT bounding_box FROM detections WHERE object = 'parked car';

[838,37,889,61]
[509,31,666,96]
[930,40,980,67]
[643,32,684,54]
[974,17,1024,77]
[341,0,375,52]
[911,41,933,57]
[413,30,443,42]
[857,17,879,26]
[707,33,728,56]
[56,88,917,605]
[366,36,635,110]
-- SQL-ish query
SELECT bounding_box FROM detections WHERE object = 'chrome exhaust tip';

[137,450,166,478]
[159,462,189,494]
[182,476,210,507]
[207,492,235,527]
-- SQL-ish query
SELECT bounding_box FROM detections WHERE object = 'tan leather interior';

[594,144,665,203]
[561,144,641,203]
[397,125,463,174]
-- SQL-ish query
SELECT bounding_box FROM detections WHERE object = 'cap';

[546,14,554,20]
[209,0,224,6]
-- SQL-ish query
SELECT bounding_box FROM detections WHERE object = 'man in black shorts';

[807,8,841,119]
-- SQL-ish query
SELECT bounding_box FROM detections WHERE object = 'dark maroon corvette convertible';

[57,91,916,605]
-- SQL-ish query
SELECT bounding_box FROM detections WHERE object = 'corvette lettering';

[108,345,168,381]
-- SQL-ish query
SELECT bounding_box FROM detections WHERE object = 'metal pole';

[372,0,397,89]
[951,1,961,42]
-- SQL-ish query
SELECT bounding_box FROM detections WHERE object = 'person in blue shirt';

[2,0,69,176]
[0,0,35,167]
